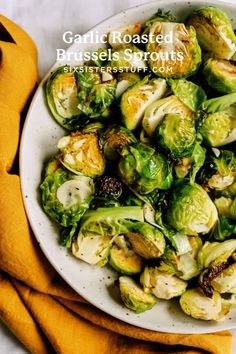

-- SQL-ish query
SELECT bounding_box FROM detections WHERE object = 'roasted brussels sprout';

[108,23,142,48]
[155,113,196,158]
[119,276,157,313]
[103,125,137,160]
[200,150,236,191]
[46,66,82,130]
[121,75,167,131]
[143,95,193,137]
[146,22,201,78]
[168,79,207,112]
[140,266,187,300]
[180,288,231,321]
[72,233,112,266]
[166,181,218,235]
[108,45,148,71]
[213,216,236,241]
[40,162,94,227]
[203,58,236,94]
[159,237,203,280]
[198,239,236,269]
[116,72,141,99]
[57,131,105,178]
[187,7,236,60]
[199,93,236,147]
[126,222,166,259]
[119,143,173,195]
[212,263,236,293]
[215,196,236,219]
[109,244,144,275]
[144,9,176,29]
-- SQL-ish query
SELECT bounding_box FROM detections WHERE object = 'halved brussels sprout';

[121,75,167,131]
[126,222,166,259]
[119,142,173,195]
[212,263,236,293]
[146,22,201,78]
[155,113,196,158]
[143,95,193,137]
[46,66,82,130]
[108,23,142,48]
[200,150,236,191]
[103,125,137,160]
[180,288,230,321]
[72,233,112,266]
[119,276,157,313]
[198,239,236,269]
[160,237,203,280]
[108,45,148,71]
[166,181,218,235]
[203,58,236,94]
[79,206,144,238]
[140,266,187,299]
[187,7,236,60]
[167,79,207,112]
[57,131,105,178]
[109,244,143,275]
[40,162,94,227]
[116,72,141,99]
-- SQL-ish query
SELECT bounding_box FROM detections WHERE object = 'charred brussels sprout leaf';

[119,276,157,313]
[147,22,201,78]
[103,125,137,160]
[155,113,196,159]
[168,79,207,112]
[203,58,236,94]
[121,75,167,131]
[40,165,94,227]
[166,181,218,235]
[212,263,236,293]
[46,66,83,130]
[57,131,105,178]
[119,142,173,195]
[187,7,236,60]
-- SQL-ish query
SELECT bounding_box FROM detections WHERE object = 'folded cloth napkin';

[0,14,233,354]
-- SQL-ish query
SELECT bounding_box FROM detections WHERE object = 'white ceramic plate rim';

[20,0,236,334]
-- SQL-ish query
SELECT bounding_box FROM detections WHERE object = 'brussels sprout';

[119,276,157,313]
[108,23,142,48]
[46,66,83,130]
[44,156,61,177]
[160,237,203,280]
[203,58,236,94]
[40,165,94,227]
[57,131,105,178]
[155,113,196,158]
[143,95,193,137]
[140,266,187,299]
[119,143,173,195]
[202,92,236,113]
[79,206,144,239]
[91,48,109,67]
[126,222,166,259]
[212,263,236,293]
[103,125,137,160]
[72,233,112,266]
[187,7,236,60]
[213,216,236,241]
[198,239,236,269]
[200,150,236,191]
[180,288,231,321]
[109,244,143,275]
[108,45,148,71]
[168,79,207,112]
[146,22,201,78]
[166,181,218,235]
[214,196,236,219]
[116,72,141,99]
[144,9,176,29]
[82,122,104,133]
[121,75,167,131]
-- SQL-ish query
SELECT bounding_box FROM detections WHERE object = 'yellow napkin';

[0,15,233,354]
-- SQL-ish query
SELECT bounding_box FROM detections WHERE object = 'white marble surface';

[0,0,236,353]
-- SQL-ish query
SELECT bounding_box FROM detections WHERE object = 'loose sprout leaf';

[202,92,236,113]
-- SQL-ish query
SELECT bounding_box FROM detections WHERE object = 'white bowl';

[20,0,236,333]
